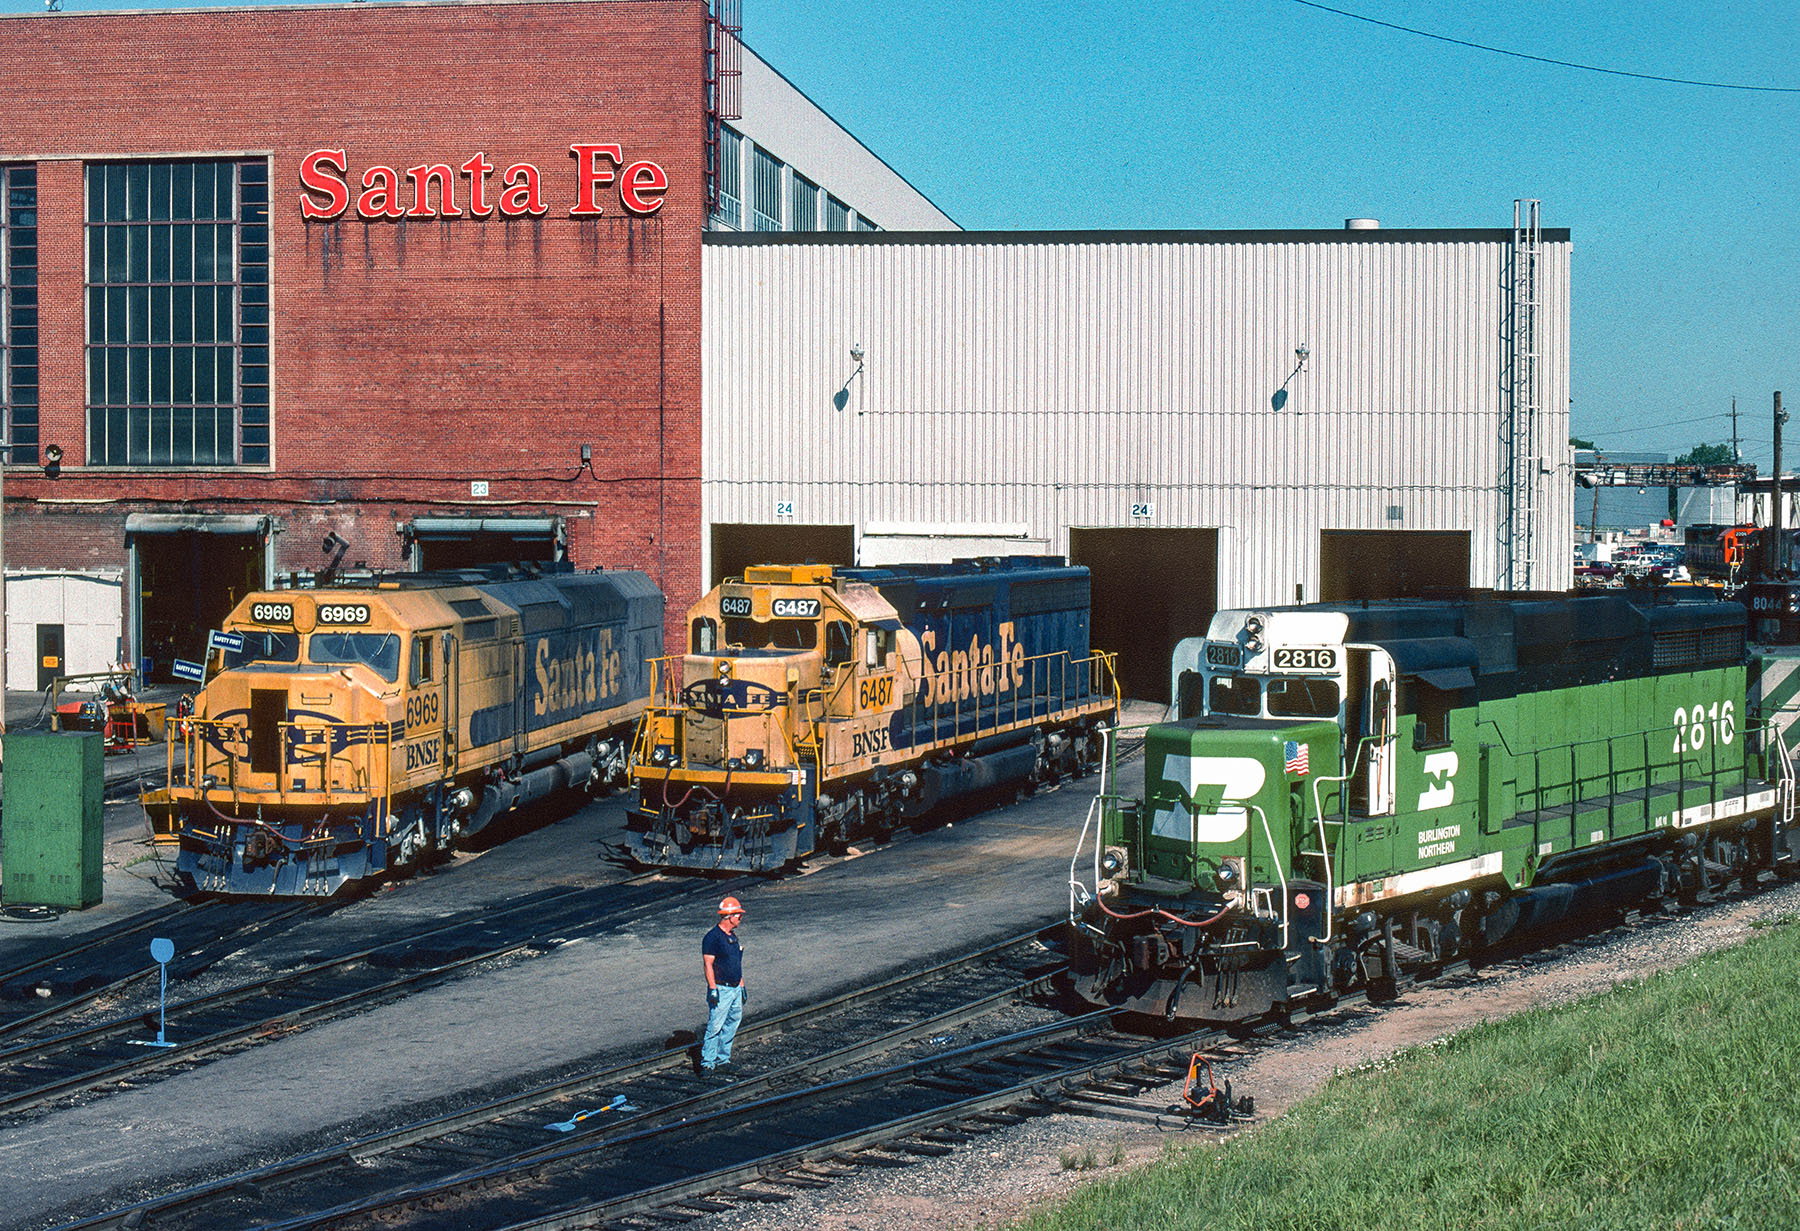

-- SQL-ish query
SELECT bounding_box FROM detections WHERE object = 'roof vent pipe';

[1345,218,1380,230]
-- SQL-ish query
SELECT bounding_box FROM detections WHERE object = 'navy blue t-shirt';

[703,924,743,986]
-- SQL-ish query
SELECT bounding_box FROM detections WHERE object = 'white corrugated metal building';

[703,221,1572,699]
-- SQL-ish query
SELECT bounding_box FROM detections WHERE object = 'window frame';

[83,158,270,468]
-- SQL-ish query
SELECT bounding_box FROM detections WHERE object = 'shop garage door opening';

[135,530,264,683]
[711,524,854,587]
[1319,530,1472,601]
[1070,528,1217,706]
[404,517,562,571]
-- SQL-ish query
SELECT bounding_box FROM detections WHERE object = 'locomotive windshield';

[1209,676,1259,715]
[723,618,817,652]
[308,632,401,682]
[1268,676,1339,718]
[222,631,300,670]
[1205,673,1340,718]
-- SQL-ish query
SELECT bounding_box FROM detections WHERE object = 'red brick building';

[0,0,953,683]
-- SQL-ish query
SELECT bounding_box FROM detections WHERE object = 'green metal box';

[2,733,105,909]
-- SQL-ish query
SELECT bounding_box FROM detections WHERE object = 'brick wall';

[0,0,705,642]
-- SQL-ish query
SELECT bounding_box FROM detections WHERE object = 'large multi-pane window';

[2,166,37,465]
[824,194,850,232]
[789,172,818,231]
[713,126,743,230]
[86,159,269,466]
[751,146,782,232]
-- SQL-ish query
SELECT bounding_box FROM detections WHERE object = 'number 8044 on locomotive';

[1069,590,1800,1024]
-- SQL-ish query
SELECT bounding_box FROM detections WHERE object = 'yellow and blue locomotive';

[144,564,662,896]
[1070,590,1797,1022]
[626,558,1118,871]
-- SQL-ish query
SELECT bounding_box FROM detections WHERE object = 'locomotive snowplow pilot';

[699,897,747,1075]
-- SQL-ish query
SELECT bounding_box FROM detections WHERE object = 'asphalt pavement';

[0,699,1163,1229]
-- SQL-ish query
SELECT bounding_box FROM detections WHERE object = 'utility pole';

[1775,392,1787,578]
[1732,396,1741,462]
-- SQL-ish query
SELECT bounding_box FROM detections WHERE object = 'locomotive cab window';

[866,627,895,668]
[1268,676,1340,718]
[223,631,299,670]
[1176,670,1204,719]
[410,635,436,686]
[1208,675,1260,716]
[692,617,718,654]
[724,617,817,651]
[1407,678,1455,749]
[825,620,854,667]
[309,632,401,682]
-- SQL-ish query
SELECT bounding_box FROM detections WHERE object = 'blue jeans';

[701,985,744,1069]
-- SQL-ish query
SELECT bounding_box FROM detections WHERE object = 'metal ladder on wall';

[1503,198,1543,591]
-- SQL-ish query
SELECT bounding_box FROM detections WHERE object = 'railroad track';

[0,898,327,1035]
[0,875,728,1123]
[53,930,1075,1231]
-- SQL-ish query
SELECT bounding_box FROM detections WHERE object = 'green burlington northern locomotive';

[1069,591,1798,1022]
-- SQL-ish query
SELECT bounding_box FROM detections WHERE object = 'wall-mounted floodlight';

[42,444,63,479]
[1271,344,1310,411]
[834,343,867,412]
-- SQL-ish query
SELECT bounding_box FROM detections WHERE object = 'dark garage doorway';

[711,524,854,587]
[404,517,562,571]
[1319,530,1471,600]
[134,530,265,682]
[1069,528,1217,705]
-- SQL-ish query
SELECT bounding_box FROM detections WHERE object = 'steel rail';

[0,874,704,1120]
[473,1017,1184,1231]
[52,930,1067,1231]
[0,900,324,1041]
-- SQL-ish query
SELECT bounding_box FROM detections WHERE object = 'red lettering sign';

[298,147,669,220]
[298,149,349,219]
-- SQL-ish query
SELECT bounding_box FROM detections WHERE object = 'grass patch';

[1060,1143,1127,1172]
[1017,922,1800,1231]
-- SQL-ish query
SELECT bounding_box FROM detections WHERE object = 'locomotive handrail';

[1247,803,1289,951]
[1303,732,1386,943]
[173,717,395,828]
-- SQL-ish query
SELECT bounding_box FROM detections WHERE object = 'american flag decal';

[1284,739,1309,776]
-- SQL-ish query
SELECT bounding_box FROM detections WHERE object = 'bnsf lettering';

[404,737,442,773]
[405,692,441,731]
[858,675,895,711]
[251,602,293,624]
[318,603,371,625]
[919,621,1027,708]
[533,628,623,719]
[852,727,891,758]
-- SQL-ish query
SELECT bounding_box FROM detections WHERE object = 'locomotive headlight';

[1100,846,1127,877]
[1216,858,1243,889]
[744,748,765,769]
[1243,615,1265,654]
[650,745,672,766]
[716,659,733,682]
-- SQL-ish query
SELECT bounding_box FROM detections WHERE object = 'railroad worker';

[699,896,747,1075]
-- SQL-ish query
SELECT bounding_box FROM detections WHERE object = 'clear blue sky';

[8,0,1796,469]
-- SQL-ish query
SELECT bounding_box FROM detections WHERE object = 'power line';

[1575,412,1737,439]
[1287,0,1800,93]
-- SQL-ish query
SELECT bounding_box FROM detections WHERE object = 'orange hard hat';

[718,896,746,916]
